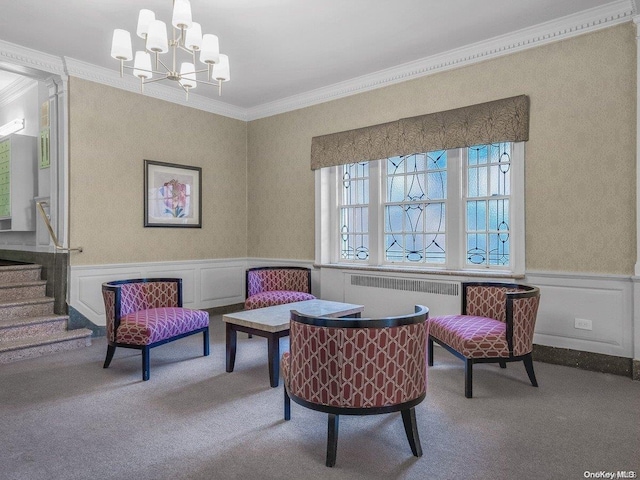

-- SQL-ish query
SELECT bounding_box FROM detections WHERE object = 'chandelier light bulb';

[110,29,133,60]
[212,54,230,82]
[136,9,156,38]
[146,20,169,53]
[179,62,197,89]
[133,51,153,79]
[200,34,220,65]
[185,22,203,51]
[172,0,193,30]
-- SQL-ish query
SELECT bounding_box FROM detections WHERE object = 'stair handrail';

[36,201,83,253]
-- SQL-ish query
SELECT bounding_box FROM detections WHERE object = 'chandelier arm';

[122,65,171,76]
[153,56,172,74]
[177,67,209,76]
[177,44,197,55]
[141,75,172,85]
[192,78,222,87]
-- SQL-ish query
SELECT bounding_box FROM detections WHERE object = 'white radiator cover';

[323,270,462,318]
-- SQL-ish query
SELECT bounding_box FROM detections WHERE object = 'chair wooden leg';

[103,345,116,368]
[401,407,423,457]
[284,388,291,421]
[203,328,210,356]
[142,346,150,381]
[464,358,473,398]
[326,414,339,467]
[523,354,538,387]
[499,359,507,369]
[427,337,434,366]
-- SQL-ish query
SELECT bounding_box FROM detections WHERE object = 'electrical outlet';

[574,318,593,331]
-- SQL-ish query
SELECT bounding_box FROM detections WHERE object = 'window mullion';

[369,160,381,265]
[447,148,463,270]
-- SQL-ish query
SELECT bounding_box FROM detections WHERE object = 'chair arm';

[508,294,540,356]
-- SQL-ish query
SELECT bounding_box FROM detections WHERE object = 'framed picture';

[144,160,202,228]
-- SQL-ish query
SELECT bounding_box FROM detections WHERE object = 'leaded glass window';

[323,142,522,273]
[466,143,511,266]
[384,152,446,264]
[339,162,369,261]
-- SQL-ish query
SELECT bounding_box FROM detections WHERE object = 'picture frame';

[144,159,202,228]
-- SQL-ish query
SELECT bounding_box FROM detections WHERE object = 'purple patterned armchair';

[245,267,315,310]
[281,305,429,467]
[102,278,209,381]
[428,282,540,398]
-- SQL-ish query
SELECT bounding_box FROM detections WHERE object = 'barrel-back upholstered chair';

[245,267,315,310]
[102,278,209,381]
[428,282,540,398]
[281,305,429,467]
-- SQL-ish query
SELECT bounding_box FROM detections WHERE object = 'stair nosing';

[0,314,69,328]
[0,329,92,352]
[0,297,55,308]
[0,264,41,271]
[0,280,47,289]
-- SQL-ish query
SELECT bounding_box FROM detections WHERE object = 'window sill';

[315,262,525,280]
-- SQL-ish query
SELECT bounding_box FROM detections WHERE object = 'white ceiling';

[0,0,634,112]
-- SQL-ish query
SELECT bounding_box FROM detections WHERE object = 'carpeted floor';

[1,315,638,480]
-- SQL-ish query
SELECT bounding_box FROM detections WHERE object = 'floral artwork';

[160,179,190,218]
[144,160,202,228]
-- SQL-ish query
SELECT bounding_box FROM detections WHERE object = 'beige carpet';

[0,315,638,480]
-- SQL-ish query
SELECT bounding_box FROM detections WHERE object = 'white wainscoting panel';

[320,267,634,358]
[71,259,247,326]
[72,260,635,359]
[526,272,633,357]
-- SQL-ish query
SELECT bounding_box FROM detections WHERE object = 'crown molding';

[0,0,635,122]
[0,39,66,78]
[246,0,635,120]
[0,76,37,109]
[63,58,247,121]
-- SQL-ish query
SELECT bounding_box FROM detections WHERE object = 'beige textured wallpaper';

[69,79,248,265]
[247,24,636,274]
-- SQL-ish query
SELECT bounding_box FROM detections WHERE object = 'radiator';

[345,274,461,317]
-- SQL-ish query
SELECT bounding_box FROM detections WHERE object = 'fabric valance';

[310,95,529,170]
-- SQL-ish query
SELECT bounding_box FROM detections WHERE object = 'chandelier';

[110,0,230,100]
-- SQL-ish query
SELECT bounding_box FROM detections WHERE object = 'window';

[318,142,524,274]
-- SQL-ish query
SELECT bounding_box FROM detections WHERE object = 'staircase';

[0,263,92,363]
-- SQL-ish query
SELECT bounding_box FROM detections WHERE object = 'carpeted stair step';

[0,280,47,302]
[0,297,55,322]
[0,264,42,284]
[0,328,93,364]
[0,314,70,341]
